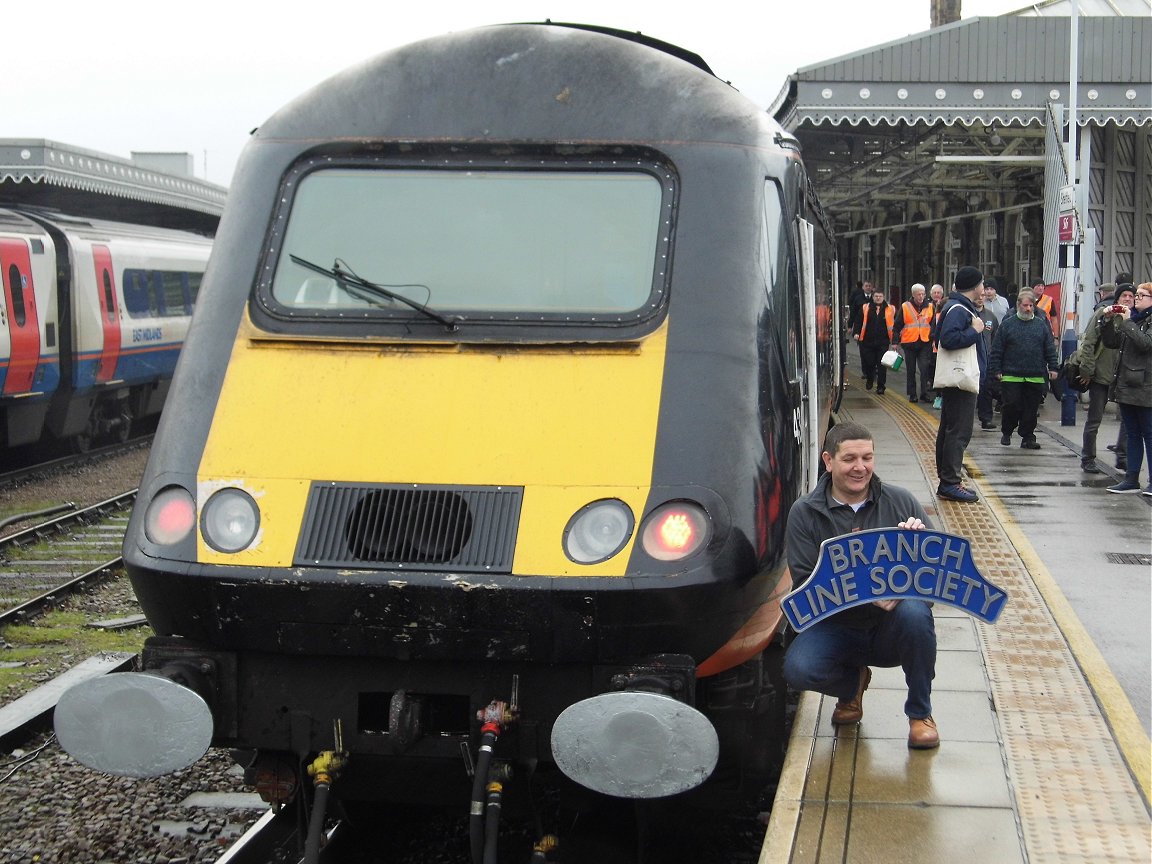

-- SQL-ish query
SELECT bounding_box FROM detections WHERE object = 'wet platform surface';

[762,379,1151,864]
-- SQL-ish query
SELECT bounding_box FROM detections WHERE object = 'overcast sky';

[10,0,1025,186]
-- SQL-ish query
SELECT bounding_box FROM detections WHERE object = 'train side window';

[150,271,165,316]
[123,270,151,317]
[124,268,200,317]
[161,271,189,316]
[7,264,26,326]
[102,269,116,322]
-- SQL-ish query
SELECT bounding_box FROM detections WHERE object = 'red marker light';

[641,503,709,561]
[144,487,196,545]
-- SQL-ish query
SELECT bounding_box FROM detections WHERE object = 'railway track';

[0,492,136,626]
[0,436,152,492]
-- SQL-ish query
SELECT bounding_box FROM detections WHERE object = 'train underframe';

[138,632,787,810]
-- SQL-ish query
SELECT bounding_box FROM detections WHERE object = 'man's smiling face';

[823,438,875,504]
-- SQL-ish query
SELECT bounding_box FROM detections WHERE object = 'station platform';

[761,378,1152,863]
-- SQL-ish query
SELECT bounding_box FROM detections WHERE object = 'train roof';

[5,205,214,246]
[253,23,785,150]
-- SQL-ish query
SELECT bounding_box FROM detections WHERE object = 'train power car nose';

[55,670,214,778]
[550,691,719,798]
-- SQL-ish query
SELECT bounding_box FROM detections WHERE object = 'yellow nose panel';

[197,317,668,575]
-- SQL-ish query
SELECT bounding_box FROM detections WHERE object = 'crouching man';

[782,422,940,749]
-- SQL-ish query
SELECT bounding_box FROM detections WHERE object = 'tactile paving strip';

[870,392,1151,861]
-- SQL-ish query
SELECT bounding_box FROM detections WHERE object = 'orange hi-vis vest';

[860,303,895,341]
[899,301,934,343]
[1035,293,1058,337]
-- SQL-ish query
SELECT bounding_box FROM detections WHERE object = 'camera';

[1111,304,1127,314]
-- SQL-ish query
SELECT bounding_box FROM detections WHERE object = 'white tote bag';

[933,307,981,394]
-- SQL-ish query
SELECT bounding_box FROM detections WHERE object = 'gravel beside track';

[1,736,263,864]
[2,446,268,864]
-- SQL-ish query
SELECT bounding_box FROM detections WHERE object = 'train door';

[796,218,821,491]
[1,238,40,394]
[92,245,121,382]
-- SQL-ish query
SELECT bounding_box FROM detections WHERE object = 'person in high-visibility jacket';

[892,283,935,403]
[853,286,896,394]
[1031,281,1059,338]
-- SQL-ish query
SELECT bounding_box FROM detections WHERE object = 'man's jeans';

[783,600,937,719]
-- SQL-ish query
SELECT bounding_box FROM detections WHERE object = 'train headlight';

[144,487,196,545]
[200,488,260,553]
[563,499,635,564]
[640,502,710,561]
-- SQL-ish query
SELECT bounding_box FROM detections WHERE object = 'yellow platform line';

[967,458,1152,804]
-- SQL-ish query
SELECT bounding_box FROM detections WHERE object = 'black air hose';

[483,781,503,864]
[469,728,498,864]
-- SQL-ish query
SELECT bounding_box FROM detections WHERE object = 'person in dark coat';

[989,289,1060,450]
[1101,282,1152,494]
[845,280,869,335]
[1077,284,1133,473]
[934,267,987,503]
[852,286,895,394]
[975,288,1000,430]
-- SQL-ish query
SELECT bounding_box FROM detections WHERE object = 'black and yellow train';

[57,21,842,819]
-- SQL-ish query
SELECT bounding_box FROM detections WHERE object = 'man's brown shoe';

[831,667,871,725]
[908,716,940,749]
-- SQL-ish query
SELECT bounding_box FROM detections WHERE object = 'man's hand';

[971,316,986,333]
[1048,370,1059,380]
[873,518,927,611]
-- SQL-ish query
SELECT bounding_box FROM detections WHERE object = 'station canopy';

[0,139,225,234]
[769,7,1151,230]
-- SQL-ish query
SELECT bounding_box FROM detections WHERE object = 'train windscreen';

[269,168,665,319]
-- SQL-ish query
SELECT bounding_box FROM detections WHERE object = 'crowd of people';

[846,269,1152,499]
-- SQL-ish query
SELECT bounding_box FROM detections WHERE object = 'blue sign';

[782,528,1008,631]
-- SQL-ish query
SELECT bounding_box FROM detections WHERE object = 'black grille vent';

[295,483,522,573]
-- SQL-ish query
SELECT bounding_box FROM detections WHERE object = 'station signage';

[1058,214,1075,243]
[782,528,1008,631]
[1057,185,1076,213]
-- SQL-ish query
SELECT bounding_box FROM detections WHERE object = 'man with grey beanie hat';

[934,266,987,503]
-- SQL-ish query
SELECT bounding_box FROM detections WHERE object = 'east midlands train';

[0,208,211,451]
[56,20,843,853]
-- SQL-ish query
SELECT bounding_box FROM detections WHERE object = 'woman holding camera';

[1077,285,1134,473]
[1101,282,1152,494]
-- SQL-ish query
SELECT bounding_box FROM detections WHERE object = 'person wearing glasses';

[1101,283,1152,495]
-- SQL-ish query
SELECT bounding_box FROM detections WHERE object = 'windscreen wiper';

[289,254,459,331]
